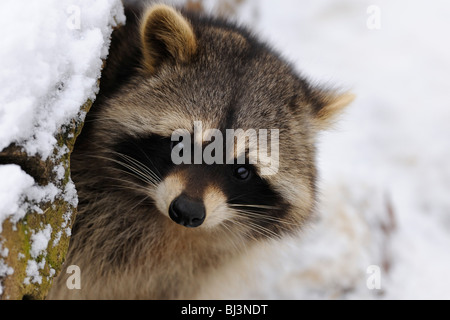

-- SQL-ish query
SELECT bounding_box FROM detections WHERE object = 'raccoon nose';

[169,195,206,228]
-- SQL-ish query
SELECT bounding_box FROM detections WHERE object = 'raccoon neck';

[53,201,239,300]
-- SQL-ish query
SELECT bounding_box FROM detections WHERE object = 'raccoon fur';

[47,2,353,300]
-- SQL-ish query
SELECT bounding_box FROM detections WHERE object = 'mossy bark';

[0,100,92,300]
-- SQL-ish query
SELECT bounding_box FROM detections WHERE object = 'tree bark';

[0,100,92,300]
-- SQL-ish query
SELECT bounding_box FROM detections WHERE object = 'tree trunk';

[0,100,92,300]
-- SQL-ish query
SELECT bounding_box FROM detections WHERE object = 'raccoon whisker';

[108,167,159,189]
[111,151,162,184]
[84,161,159,190]
[226,193,264,203]
[105,176,155,195]
[88,154,159,186]
[228,204,278,210]
[232,209,302,228]
[112,187,154,210]
[232,210,296,236]
[218,223,245,253]
[233,209,285,224]
[225,219,261,243]
[246,222,280,240]
[108,184,146,194]
[110,158,159,185]
[244,220,283,240]
[237,212,301,231]
[109,163,158,186]
[128,139,164,179]
[117,157,162,186]
[219,219,253,253]
[229,213,280,240]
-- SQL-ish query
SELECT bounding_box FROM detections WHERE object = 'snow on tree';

[0,0,125,300]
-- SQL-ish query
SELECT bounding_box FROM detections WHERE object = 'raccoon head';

[87,5,353,241]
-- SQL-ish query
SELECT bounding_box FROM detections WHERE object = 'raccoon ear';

[140,5,198,74]
[312,91,355,129]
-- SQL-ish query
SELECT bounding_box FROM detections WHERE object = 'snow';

[0,165,35,232]
[0,264,14,296]
[0,0,125,159]
[0,243,14,296]
[63,178,79,208]
[0,165,60,232]
[30,225,53,259]
[24,224,53,285]
[24,259,46,285]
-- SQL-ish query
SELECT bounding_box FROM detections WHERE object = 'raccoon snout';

[169,194,206,228]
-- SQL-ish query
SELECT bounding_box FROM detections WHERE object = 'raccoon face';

[112,125,290,233]
[92,5,353,239]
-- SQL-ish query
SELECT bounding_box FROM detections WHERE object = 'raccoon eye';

[234,166,251,181]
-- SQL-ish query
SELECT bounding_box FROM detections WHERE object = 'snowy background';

[1,0,449,299]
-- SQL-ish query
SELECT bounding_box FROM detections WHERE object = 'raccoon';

[48,2,353,299]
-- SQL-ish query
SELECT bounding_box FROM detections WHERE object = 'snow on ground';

[211,0,450,300]
[0,0,125,294]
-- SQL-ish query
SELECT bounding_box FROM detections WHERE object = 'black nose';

[169,195,206,228]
